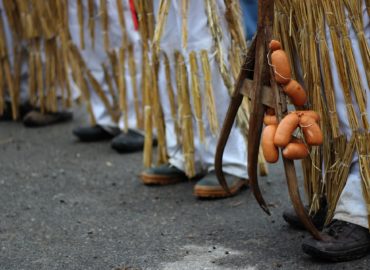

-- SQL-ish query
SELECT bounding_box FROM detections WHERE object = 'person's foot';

[73,125,120,142]
[140,164,188,185]
[282,204,327,230]
[302,220,370,262]
[23,110,73,127]
[111,130,145,153]
[193,171,248,198]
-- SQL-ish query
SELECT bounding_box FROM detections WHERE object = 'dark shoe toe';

[73,125,117,142]
[23,110,73,127]
[111,130,145,153]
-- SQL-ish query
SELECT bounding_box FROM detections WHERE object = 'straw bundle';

[181,0,189,50]
[325,135,356,224]
[142,50,154,168]
[189,51,205,143]
[128,44,143,129]
[200,50,219,136]
[77,0,85,49]
[152,0,170,55]
[118,47,128,132]
[176,51,195,177]
[151,52,168,165]
[358,132,370,226]
[102,63,119,111]
[100,0,110,51]
[275,0,370,224]
[204,0,233,94]
[116,0,128,50]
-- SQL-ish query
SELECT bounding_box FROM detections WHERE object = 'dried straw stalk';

[151,52,168,164]
[118,47,128,132]
[176,51,195,177]
[100,0,110,51]
[116,0,128,50]
[77,0,85,49]
[152,0,170,55]
[142,50,154,168]
[128,44,143,129]
[181,0,189,50]
[200,50,219,136]
[189,51,205,143]
[88,0,95,50]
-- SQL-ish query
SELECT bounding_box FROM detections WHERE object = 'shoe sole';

[140,172,187,185]
[302,243,370,262]
[194,180,247,198]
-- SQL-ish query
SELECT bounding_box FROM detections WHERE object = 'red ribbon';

[129,0,139,30]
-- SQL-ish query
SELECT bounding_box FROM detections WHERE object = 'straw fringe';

[275,0,370,223]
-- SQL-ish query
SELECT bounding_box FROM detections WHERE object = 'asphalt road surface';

[1,110,369,270]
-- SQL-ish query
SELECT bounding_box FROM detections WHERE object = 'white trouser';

[155,0,248,178]
[68,0,142,131]
[328,3,370,228]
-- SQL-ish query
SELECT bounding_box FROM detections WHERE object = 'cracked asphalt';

[1,109,369,270]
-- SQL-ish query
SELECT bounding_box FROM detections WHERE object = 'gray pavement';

[0,111,369,270]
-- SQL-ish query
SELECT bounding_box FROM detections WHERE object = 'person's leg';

[302,1,370,261]
[67,0,120,140]
[112,1,147,153]
[140,0,207,185]
[180,0,248,197]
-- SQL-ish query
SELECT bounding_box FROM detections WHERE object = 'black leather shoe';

[73,125,120,142]
[302,220,370,262]
[23,110,73,127]
[111,129,145,153]
[283,203,327,230]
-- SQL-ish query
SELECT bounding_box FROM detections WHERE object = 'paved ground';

[1,111,369,270]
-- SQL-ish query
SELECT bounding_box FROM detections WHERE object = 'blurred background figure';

[68,0,152,153]
[0,1,73,127]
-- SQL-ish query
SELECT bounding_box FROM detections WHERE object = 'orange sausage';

[274,113,299,147]
[271,50,291,85]
[263,115,278,126]
[269,40,282,51]
[283,80,307,106]
[295,110,320,122]
[262,125,279,163]
[299,115,323,146]
[282,139,309,160]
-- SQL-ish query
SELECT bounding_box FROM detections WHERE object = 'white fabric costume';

[154,0,248,179]
[331,4,370,228]
[68,0,142,132]
[0,1,70,114]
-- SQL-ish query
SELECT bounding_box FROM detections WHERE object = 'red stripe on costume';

[129,0,139,30]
